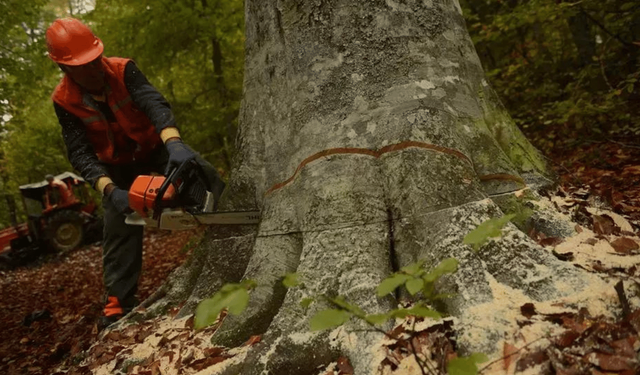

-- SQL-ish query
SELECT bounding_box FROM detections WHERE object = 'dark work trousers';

[101,145,225,315]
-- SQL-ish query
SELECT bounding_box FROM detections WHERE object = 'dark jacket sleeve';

[124,61,177,132]
[53,103,109,188]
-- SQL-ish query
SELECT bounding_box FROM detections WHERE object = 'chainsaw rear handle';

[153,158,210,219]
[153,158,196,219]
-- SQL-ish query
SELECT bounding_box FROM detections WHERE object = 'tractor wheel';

[46,210,84,252]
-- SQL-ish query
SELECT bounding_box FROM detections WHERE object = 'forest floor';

[1,139,640,375]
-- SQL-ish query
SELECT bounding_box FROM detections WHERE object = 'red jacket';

[52,57,162,164]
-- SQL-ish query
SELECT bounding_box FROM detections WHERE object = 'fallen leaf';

[184,315,194,329]
[539,237,564,247]
[337,356,354,375]
[203,347,226,357]
[521,303,537,319]
[515,350,548,371]
[503,342,519,371]
[587,353,635,372]
[593,215,617,235]
[555,330,580,348]
[610,237,639,254]
[623,165,640,175]
[610,336,636,358]
[552,250,574,261]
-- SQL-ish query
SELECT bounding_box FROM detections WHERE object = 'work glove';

[107,186,131,214]
[165,138,196,175]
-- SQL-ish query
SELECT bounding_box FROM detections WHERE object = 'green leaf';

[377,274,412,297]
[282,273,300,288]
[330,297,365,316]
[423,258,459,283]
[468,353,489,363]
[390,309,411,319]
[300,298,315,309]
[400,259,426,275]
[194,296,223,330]
[447,357,479,375]
[435,257,458,273]
[310,309,352,331]
[226,288,250,315]
[365,313,390,325]
[447,353,488,375]
[193,283,250,329]
[406,278,424,295]
[404,306,441,319]
[463,214,516,251]
[240,279,258,289]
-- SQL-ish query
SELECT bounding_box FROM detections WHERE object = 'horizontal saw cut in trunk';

[143,0,610,374]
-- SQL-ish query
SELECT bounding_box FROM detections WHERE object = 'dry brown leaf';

[520,303,537,319]
[623,165,640,175]
[584,238,598,245]
[610,336,637,358]
[593,215,617,235]
[203,347,226,357]
[503,342,519,371]
[587,353,635,372]
[610,237,639,254]
[555,330,580,348]
[515,350,548,371]
[337,356,354,375]
[184,315,194,329]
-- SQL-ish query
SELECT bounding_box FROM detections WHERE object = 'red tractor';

[0,172,102,268]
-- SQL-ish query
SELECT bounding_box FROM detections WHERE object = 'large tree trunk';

[145,0,606,373]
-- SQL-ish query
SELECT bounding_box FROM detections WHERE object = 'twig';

[409,318,437,375]
[580,8,635,48]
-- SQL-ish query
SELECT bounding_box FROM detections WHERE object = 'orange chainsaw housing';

[129,175,177,218]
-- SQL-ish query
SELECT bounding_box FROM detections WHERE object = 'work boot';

[97,314,122,331]
[98,295,132,331]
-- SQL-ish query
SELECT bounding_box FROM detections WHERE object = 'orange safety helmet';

[46,18,104,66]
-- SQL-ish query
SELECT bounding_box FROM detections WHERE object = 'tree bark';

[145,0,605,373]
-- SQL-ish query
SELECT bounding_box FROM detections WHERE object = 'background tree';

[86,0,244,171]
[140,0,607,373]
[0,0,71,227]
[0,0,244,229]
[460,0,640,154]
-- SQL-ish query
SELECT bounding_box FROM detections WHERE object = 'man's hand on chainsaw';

[104,184,131,214]
[165,138,196,175]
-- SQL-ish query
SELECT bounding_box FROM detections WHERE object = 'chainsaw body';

[126,160,259,230]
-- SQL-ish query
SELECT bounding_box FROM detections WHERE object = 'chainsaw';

[125,159,260,230]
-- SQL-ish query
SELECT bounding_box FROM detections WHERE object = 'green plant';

[194,258,487,374]
[193,279,257,330]
[463,214,516,251]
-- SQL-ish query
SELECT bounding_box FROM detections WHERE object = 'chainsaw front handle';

[153,158,196,219]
